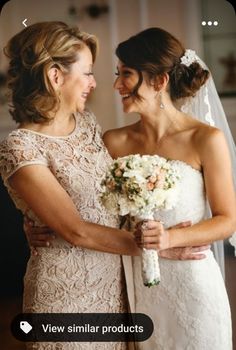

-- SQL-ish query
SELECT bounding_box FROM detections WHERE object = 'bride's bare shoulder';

[193,119,224,146]
[178,113,222,147]
[192,119,227,161]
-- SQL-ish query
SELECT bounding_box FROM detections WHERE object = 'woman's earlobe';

[47,67,64,89]
[153,76,164,91]
[150,79,155,87]
[164,73,170,86]
[160,73,169,89]
[154,73,169,90]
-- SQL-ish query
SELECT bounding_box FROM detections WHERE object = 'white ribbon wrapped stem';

[139,214,161,287]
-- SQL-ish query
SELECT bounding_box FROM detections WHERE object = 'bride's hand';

[24,216,55,255]
[135,220,210,260]
[134,220,169,250]
[159,221,210,260]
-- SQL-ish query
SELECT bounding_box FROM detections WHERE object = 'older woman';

[0,21,142,350]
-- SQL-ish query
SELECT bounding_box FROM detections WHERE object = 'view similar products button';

[11,313,154,342]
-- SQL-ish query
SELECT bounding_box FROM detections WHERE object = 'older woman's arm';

[9,165,140,256]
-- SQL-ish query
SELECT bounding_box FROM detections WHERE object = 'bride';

[103,28,236,349]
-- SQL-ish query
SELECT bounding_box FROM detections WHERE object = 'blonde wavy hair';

[4,21,98,123]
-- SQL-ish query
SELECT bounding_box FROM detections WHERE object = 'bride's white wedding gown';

[132,158,232,350]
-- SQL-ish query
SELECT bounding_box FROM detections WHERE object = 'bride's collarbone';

[115,129,201,168]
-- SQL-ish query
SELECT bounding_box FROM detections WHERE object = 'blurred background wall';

[0,1,235,349]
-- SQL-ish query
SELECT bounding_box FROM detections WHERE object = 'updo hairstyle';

[116,27,209,101]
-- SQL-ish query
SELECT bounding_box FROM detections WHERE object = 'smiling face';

[60,45,96,113]
[113,60,157,114]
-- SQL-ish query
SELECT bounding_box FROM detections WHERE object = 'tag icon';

[20,321,32,334]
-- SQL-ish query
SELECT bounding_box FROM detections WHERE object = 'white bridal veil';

[180,54,236,278]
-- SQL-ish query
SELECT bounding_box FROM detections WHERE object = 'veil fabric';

[179,55,236,278]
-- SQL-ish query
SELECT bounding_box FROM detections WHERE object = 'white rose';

[229,233,236,256]
[118,196,130,216]
[152,188,167,207]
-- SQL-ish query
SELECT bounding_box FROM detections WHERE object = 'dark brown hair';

[116,27,209,101]
[4,21,98,124]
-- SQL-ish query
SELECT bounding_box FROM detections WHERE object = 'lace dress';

[132,159,232,350]
[0,111,128,350]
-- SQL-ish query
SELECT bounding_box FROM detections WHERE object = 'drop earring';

[159,91,164,109]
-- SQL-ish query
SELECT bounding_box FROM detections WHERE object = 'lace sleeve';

[0,131,48,184]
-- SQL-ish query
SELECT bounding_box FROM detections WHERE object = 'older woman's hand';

[24,216,55,255]
[134,220,210,260]
[158,245,210,260]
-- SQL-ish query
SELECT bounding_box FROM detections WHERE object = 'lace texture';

[0,111,128,350]
[132,161,232,350]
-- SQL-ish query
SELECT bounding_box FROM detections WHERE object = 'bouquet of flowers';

[229,233,236,256]
[100,154,180,287]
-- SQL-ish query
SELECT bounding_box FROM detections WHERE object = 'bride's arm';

[140,129,236,250]
[9,165,140,256]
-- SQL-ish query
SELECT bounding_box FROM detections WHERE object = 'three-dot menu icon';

[202,20,218,26]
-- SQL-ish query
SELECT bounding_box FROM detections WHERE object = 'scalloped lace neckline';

[16,113,79,139]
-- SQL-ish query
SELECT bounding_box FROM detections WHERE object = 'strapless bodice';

[153,158,206,228]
